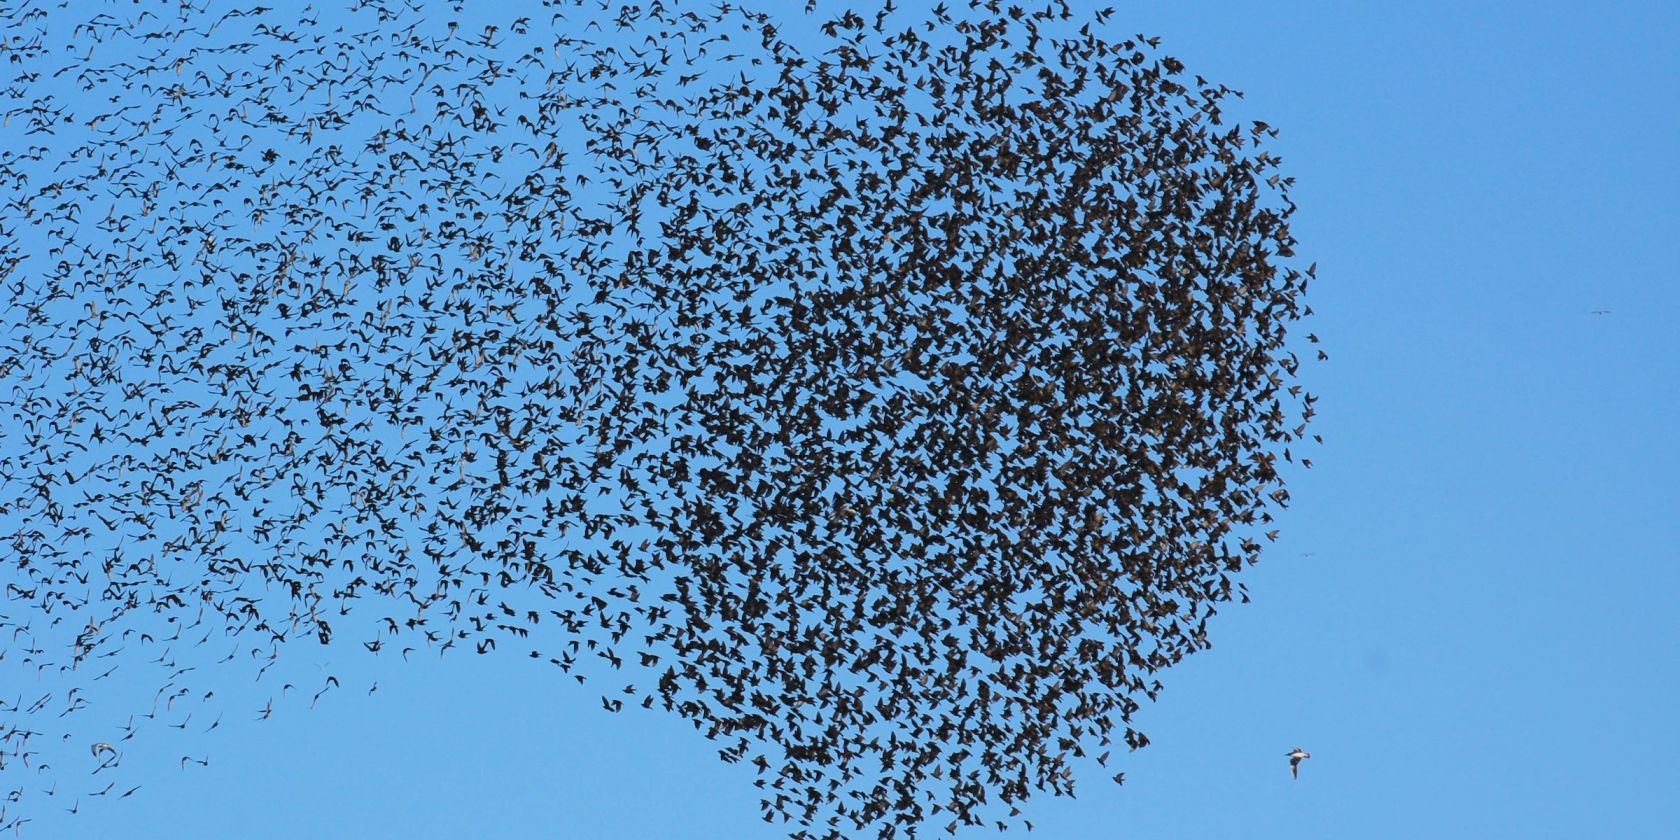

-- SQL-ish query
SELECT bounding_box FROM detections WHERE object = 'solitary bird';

[89,743,115,760]
[1288,746,1311,779]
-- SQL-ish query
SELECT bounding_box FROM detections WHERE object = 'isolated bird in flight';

[1288,746,1311,779]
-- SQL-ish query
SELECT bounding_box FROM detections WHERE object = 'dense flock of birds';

[0,0,1317,835]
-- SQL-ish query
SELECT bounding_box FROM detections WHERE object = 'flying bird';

[1288,746,1311,779]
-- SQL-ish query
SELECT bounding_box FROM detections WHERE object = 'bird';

[1288,747,1311,779]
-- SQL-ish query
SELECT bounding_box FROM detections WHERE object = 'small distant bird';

[1591,309,1611,315]
[1288,746,1311,779]
[89,743,115,760]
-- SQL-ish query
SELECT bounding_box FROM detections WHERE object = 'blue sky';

[7,1,1678,837]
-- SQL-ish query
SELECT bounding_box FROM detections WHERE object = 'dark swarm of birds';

[0,0,1319,836]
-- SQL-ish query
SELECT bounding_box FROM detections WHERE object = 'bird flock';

[0,0,1317,836]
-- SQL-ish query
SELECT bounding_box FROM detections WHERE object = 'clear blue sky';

[9,1,1678,837]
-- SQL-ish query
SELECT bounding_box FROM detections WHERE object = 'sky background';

[8,0,1678,837]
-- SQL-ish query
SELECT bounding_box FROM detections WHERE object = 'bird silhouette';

[1288,746,1311,779]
